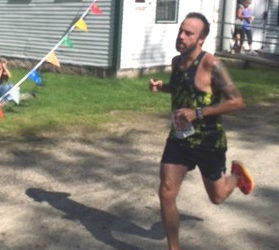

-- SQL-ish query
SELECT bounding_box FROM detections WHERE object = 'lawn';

[0,67,278,137]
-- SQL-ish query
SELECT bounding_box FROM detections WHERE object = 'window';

[156,0,179,23]
[8,0,31,3]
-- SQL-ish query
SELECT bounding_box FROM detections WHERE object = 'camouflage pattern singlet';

[169,51,227,151]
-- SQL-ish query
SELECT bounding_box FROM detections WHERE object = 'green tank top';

[169,51,227,151]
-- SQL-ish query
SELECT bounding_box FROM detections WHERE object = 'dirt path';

[0,104,278,250]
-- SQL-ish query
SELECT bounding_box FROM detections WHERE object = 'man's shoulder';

[202,52,218,69]
[171,55,180,64]
[171,55,181,69]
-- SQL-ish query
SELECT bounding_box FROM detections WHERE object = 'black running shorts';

[161,138,226,181]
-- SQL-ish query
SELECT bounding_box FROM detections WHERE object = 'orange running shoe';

[231,161,254,195]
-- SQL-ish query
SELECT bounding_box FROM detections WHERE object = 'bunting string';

[0,0,101,103]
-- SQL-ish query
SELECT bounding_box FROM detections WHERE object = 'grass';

[229,68,279,105]
[0,67,279,137]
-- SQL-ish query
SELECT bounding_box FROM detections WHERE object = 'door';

[250,0,269,50]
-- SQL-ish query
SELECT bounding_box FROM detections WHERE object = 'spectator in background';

[0,57,12,83]
[232,1,245,53]
[0,58,21,104]
[0,57,16,103]
[0,58,35,104]
[240,0,257,55]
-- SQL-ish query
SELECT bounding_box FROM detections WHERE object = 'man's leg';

[202,171,238,205]
[202,161,254,204]
[159,163,188,250]
[240,29,245,52]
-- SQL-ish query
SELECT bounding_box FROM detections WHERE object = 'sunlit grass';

[0,67,278,136]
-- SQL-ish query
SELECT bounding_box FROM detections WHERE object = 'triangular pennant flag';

[8,86,20,104]
[74,18,88,32]
[45,52,61,67]
[62,36,74,48]
[28,70,42,85]
[90,3,103,14]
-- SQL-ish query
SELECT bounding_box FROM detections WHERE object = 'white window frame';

[156,0,179,24]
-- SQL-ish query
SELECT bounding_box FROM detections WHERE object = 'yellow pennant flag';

[75,18,88,32]
[45,52,60,67]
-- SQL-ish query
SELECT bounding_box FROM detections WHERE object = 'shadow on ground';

[224,185,279,250]
[223,102,279,148]
[0,102,278,249]
[26,188,203,250]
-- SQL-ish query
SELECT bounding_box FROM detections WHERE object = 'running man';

[149,12,254,250]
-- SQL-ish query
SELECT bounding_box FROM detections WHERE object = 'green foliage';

[0,67,278,136]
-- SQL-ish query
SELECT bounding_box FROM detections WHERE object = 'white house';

[119,0,224,76]
[0,0,278,77]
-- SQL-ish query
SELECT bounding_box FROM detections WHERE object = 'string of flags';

[0,0,103,103]
[27,1,103,85]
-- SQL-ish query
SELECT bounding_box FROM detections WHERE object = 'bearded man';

[149,12,254,250]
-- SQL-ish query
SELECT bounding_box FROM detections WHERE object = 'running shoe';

[231,161,254,195]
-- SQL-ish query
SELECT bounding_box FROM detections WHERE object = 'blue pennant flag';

[28,70,42,85]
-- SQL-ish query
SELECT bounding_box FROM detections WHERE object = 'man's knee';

[208,194,224,205]
[159,182,178,203]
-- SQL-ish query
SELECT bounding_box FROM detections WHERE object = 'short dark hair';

[185,12,210,38]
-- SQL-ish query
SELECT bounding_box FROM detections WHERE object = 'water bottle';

[171,113,195,139]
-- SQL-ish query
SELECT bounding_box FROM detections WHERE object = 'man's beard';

[176,39,199,56]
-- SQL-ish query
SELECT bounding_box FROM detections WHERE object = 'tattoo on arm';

[212,61,241,99]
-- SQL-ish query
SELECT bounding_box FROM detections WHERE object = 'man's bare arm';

[201,60,244,117]
[158,83,172,93]
[149,79,172,93]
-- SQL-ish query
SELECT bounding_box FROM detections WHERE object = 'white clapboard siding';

[0,0,115,67]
